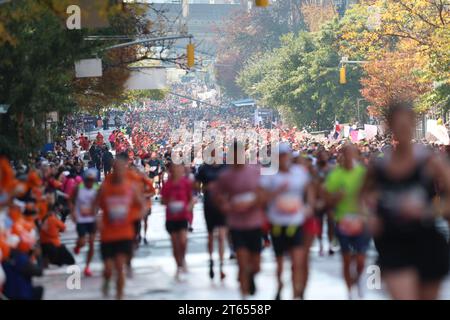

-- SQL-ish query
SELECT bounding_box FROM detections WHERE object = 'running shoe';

[356,279,364,299]
[102,280,110,298]
[219,263,226,281]
[249,274,256,295]
[209,259,214,279]
[84,267,93,277]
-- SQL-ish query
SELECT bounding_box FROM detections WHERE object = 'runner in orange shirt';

[124,164,148,277]
[130,166,156,245]
[95,152,143,300]
[40,192,75,267]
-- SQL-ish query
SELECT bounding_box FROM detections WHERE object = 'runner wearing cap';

[261,143,315,299]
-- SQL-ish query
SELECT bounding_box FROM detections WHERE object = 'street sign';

[0,104,10,114]
[75,58,103,78]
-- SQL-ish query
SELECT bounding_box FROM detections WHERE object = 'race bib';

[232,192,256,212]
[150,166,157,172]
[108,204,128,225]
[339,214,364,236]
[275,194,302,215]
[398,189,427,220]
[80,205,93,217]
[168,201,185,215]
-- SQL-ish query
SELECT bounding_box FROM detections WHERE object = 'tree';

[340,0,450,115]
[238,19,363,130]
[214,0,307,99]
[301,0,337,32]
[360,50,432,117]
[0,0,183,158]
[119,89,168,108]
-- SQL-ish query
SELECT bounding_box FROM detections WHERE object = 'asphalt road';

[36,201,450,300]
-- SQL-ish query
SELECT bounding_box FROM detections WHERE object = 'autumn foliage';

[361,50,432,117]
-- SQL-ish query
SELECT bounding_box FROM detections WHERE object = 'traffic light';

[255,0,269,7]
[339,66,346,84]
[187,43,195,69]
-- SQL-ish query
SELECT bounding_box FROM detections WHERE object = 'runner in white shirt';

[70,169,99,277]
[261,143,315,300]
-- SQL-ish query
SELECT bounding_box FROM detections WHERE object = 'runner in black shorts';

[100,240,133,261]
[215,143,265,298]
[71,169,99,277]
[166,220,189,233]
[161,163,194,281]
[229,229,263,253]
[260,143,315,299]
[196,158,228,281]
[361,102,450,299]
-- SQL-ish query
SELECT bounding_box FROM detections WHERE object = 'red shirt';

[161,177,192,222]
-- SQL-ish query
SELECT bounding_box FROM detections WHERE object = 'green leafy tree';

[238,19,363,130]
[214,0,307,99]
[0,0,180,158]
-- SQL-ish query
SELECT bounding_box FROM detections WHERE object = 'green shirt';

[325,164,366,222]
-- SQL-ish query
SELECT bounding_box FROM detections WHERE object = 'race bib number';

[275,194,302,215]
[398,189,427,220]
[108,204,128,225]
[232,192,256,212]
[80,205,93,217]
[339,214,364,236]
[168,201,185,215]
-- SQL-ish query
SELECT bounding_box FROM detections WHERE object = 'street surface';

[37,201,450,300]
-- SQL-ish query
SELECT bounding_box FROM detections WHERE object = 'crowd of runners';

[1,100,450,300]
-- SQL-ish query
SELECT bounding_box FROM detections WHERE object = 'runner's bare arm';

[133,186,146,219]
[92,185,103,229]
[427,155,450,219]
[69,187,78,223]
[359,164,383,236]
[359,164,378,216]
[304,181,316,217]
